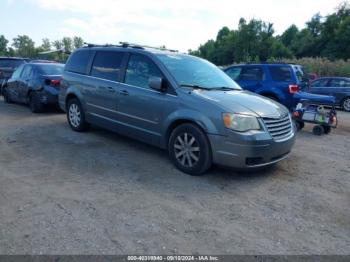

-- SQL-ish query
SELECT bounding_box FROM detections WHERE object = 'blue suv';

[224,64,306,109]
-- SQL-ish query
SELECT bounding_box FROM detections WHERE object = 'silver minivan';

[59,44,296,175]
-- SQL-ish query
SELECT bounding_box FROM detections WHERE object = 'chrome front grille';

[263,114,293,141]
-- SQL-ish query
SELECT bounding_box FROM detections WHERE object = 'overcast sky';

[1,0,344,52]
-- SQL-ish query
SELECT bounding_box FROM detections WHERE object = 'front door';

[117,53,167,145]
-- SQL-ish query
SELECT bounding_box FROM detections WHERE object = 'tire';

[168,123,212,175]
[312,125,324,136]
[3,88,12,104]
[29,92,44,113]
[295,121,305,131]
[265,95,279,102]
[323,125,331,134]
[67,98,90,132]
[342,97,350,112]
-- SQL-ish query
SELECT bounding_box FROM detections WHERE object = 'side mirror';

[148,76,164,92]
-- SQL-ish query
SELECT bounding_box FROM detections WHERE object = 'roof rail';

[82,42,178,52]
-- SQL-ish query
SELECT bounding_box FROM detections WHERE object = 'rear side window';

[90,51,124,82]
[225,67,242,80]
[240,67,264,81]
[65,50,91,75]
[21,65,34,79]
[269,66,292,81]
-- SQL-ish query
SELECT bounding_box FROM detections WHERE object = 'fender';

[160,109,221,148]
[256,87,286,102]
[64,86,85,110]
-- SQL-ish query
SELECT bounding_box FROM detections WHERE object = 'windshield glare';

[156,54,241,90]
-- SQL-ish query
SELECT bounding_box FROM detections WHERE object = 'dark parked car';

[59,44,295,175]
[3,62,64,112]
[309,77,350,112]
[0,57,29,95]
[224,63,308,109]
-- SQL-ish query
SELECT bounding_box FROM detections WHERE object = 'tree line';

[0,35,84,61]
[189,2,350,66]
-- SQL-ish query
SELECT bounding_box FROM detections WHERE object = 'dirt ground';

[0,98,349,255]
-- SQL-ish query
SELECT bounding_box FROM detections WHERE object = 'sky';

[0,0,345,52]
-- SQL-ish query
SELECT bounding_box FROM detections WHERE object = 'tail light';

[45,79,60,87]
[288,84,299,94]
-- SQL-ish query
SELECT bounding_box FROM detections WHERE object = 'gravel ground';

[0,98,349,255]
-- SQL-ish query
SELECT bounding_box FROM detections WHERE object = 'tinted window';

[240,67,264,81]
[37,64,64,75]
[329,79,350,87]
[225,67,242,80]
[21,65,33,79]
[311,79,329,87]
[90,51,124,82]
[0,59,24,69]
[11,64,25,79]
[65,50,91,74]
[125,54,162,89]
[269,66,292,81]
[156,54,241,90]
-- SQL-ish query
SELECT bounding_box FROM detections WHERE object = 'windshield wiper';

[211,86,239,91]
[180,84,212,90]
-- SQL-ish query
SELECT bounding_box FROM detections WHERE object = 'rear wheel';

[312,125,324,136]
[67,98,90,132]
[168,123,212,176]
[342,97,350,112]
[29,92,44,113]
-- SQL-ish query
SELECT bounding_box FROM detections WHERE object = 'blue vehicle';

[224,63,307,109]
[3,62,64,112]
[309,77,350,112]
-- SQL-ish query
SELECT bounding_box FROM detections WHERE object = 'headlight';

[223,113,261,132]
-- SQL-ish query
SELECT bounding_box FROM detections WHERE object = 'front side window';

[65,50,91,75]
[156,54,241,89]
[311,79,329,87]
[240,67,264,81]
[225,67,242,81]
[125,54,162,89]
[90,51,124,82]
[11,64,25,79]
[269,66,292,82]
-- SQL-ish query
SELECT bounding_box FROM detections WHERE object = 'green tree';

[12,35,36,58]
[73,36,84,49]
[52,40,63,50]
[0,35,9,55]
[41,38,51,51]
[62,37,73,52]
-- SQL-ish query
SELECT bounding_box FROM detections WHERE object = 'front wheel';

[168,123,212,176]
[3,88,12,103]
[67,98,90,132]
[342,97,350,112]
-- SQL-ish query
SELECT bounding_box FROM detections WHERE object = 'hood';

[191,89,289,118]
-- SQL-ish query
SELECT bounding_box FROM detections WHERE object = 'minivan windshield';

[156,54,242,90]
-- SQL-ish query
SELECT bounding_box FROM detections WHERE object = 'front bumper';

[208,130,296,169]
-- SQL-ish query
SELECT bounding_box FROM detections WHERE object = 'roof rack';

[119,42,178,52]
[83,42,178,52]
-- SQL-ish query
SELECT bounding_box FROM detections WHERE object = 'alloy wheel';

[174,132,201,168]
[69,103,81,128]
[343,98,350,112]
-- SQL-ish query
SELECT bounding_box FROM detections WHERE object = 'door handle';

[107,86,116,93]
[119,90,129,96]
